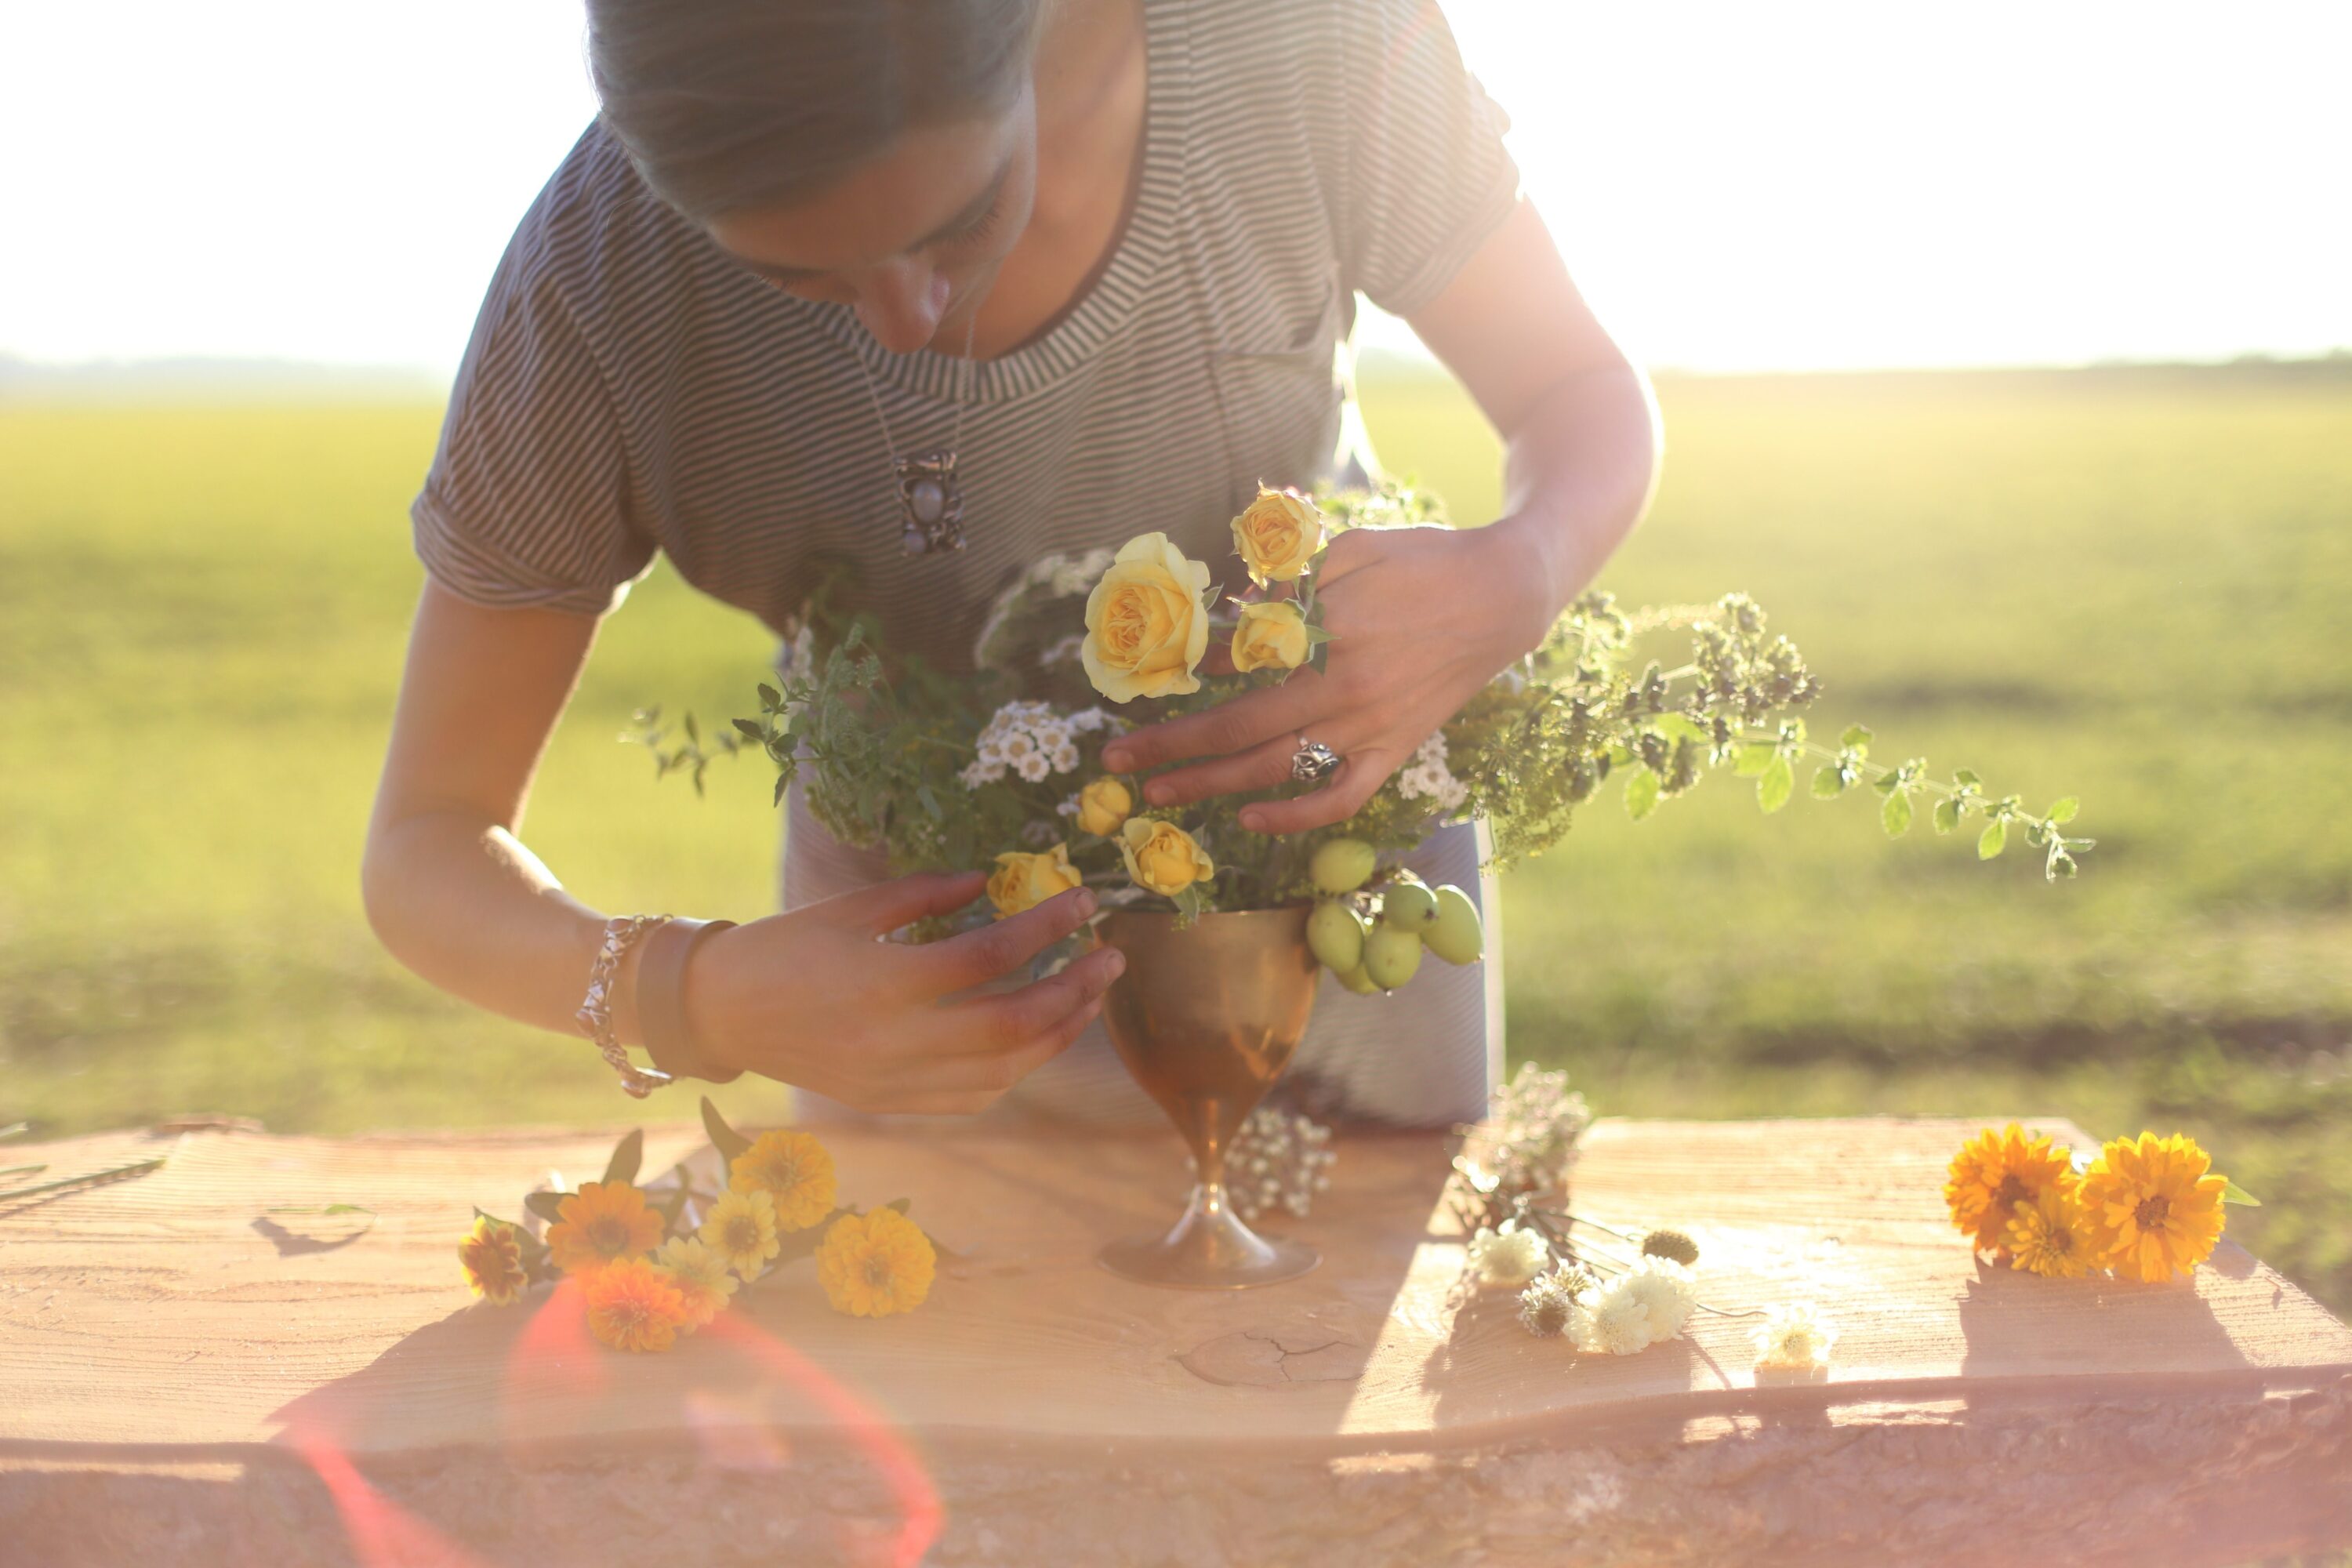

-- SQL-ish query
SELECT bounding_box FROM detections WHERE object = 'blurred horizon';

[3,1,2347,379]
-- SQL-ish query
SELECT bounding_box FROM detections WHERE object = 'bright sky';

[3,2,2346,376]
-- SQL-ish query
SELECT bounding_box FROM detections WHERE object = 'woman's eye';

[948,202,1003,248]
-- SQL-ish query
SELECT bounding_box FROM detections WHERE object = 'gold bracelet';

[575,915,675,1098]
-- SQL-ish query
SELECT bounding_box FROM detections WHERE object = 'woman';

[363,0,1658,1124]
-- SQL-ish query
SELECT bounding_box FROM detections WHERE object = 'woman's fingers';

[1237,747,1401,835]
[1106,674,1327,782]
[881,994,1108,1113]
[913,886,1099,994]
[946,944,1124,1054]
[826,869,989,936]
[1135,728,1337,809]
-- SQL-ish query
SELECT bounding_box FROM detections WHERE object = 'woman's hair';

[587,0,1047,223]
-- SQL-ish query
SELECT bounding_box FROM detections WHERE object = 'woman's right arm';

[361,581,1122,1115]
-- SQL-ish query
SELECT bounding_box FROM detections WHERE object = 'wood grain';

[2,1116,2347,1564]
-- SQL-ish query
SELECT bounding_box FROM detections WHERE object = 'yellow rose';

[1230,599,1310,673]
[985,843,1083,919]
[1230,486,1326,585]
[1082,532,1213,703]
[1120,818,1214,898]
[1076,776,1134,837]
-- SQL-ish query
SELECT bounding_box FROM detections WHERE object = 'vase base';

[1098,1192,1319,1290]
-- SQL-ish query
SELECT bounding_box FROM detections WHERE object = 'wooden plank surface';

[2,1116,2347,1465]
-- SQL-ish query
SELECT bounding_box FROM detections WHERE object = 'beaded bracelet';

[575,914,676,1098]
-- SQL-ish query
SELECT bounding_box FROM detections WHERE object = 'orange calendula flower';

[2078,1131,2228,1283]
[2004,1180,2092,1279]
[1944,1123,2074,1254]
[730,1131,839,1232]
[546,1180,664,1276]
[583,1257,691,1353]
[458,1215,528,1305]
[817,1208,938,1319]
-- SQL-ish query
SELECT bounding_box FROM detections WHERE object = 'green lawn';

[3,364,2348,1310]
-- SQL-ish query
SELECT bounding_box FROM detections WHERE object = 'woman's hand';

[684,871,1123,1115]
[1100,519,1555,833]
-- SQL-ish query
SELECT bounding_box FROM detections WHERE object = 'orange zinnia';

[1944,1123,2074,1254]
[458,1216,528,1305]
[546,1181,664,1276]
[583,1258,691,1353]
[729,1130,838,1232]
[816,1208,937,1319]
[2078,1132,2228,1283]
[2004,1181,2092,1279]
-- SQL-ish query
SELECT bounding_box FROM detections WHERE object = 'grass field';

[3,363,2348,1310]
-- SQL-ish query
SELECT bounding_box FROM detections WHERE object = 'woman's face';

[705,86,1039,355]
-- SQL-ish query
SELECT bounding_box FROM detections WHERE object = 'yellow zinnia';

[653,1234,739,1330]
[457,1215,528,1305]
[545,1180,664,1276]
[700,1188,782,1278]
[2078,1131,2228,1283]
[583,1258,691,1353]
[816,1208,938,1319]
[729,1129,839,1231]
[1943,1123,2074,1254]
[2003,1180,2092,1279]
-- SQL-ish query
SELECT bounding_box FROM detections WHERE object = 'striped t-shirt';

[414,0,1520,1127]
[414,0,1519,667]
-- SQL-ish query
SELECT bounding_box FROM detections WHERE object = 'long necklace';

[851,312,980,557]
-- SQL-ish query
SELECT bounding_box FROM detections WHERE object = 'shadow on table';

[1956,1250,2251,1383]
[270,1284,938,1566]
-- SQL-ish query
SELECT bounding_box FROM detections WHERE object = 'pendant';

[894,449,966,557]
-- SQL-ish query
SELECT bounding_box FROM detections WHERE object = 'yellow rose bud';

[1230,599,1310,673]
[1076,776,1134,837]
[1119,818,1214,898]
[985,843,1083,919]
[1081,532,1214,704]
[1229,486,1326,585]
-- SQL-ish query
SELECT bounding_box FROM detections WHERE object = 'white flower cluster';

[1218,1107,1337,1221]
[1751,1301,1838,1373]
[1546,1256,1697,1356]
[1467,1224,1552,1291]
[1395,730,1470,816]
[960,702,1113,787]
[971,548,1119,669]
[1038,548,1116,597]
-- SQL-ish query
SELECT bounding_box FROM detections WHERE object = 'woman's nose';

[853,264,950,354]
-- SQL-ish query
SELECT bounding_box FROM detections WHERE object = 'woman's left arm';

[1099,200,1662,832]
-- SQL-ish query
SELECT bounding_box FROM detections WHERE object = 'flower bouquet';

[457,1103,944,1352]
[636,481,2087,1285]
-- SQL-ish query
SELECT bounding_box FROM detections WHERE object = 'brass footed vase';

[1095,906,1321,1289]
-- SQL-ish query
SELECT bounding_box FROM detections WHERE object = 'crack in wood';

[1177,1328,1370,1388]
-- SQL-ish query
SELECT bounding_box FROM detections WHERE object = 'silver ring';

[1290,735,1342,783]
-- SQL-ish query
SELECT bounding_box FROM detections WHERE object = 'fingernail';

[1145,782,1172,805]
[1106,949,1127,977]
[1104,749,1130,771]
[1076,889,1098,917]
[1241,811,1265,831]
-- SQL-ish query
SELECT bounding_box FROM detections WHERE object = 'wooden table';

[2,1116,2347,1566]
